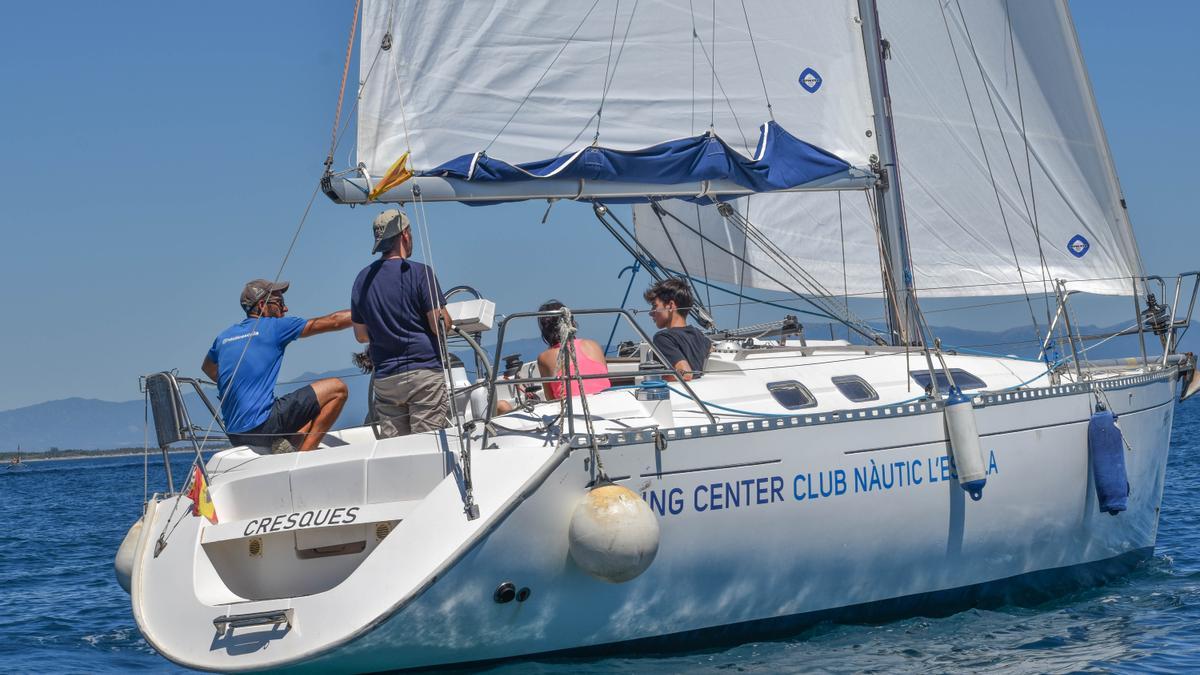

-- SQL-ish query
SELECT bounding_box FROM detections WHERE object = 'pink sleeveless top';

[547,340,612,400]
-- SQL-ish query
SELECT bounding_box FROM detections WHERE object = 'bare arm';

[425,307,452,341]
[301,309,353,338]
[537,349,558,400]
[201,356,218,383]
[352,321,370,344]
[664,359,693,382]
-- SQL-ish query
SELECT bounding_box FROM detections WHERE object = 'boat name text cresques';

[242,506,360,536]
[643,451,999,517]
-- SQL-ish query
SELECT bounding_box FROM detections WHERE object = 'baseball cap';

[240,279,290,312]
[372,209,410,253]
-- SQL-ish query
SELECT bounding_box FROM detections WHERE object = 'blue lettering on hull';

[641,452,1000,516]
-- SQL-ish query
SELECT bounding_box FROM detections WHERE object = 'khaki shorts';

[372,368,450,437]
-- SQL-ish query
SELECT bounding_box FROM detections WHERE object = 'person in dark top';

[202,279,352,452]
[352,209,453,437]
[643,278,710,381]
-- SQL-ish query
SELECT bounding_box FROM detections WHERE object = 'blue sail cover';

[421,121,851,198]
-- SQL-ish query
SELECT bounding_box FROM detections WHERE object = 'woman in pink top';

[535,300,612,401]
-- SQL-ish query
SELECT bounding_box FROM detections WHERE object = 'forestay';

[635,0,1144,298]
[357,0,878,194]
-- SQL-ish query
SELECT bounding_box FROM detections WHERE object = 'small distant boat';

[7,446,24,470]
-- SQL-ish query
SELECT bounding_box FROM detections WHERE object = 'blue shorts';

[227,385,320,447]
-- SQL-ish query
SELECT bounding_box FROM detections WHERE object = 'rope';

[838,192,849,340]
[484,0,603,154]
[155,1,393,546]
[710,0,716,129]
[650,202,834,319]
[738,0,773,119]
[938,1,1041,346]
[736,197,751,328]
[1005,0,1054,330]
[593,0,640,143]
[686,1,751,152]
[555,307,607,480]
[705,200,882,340]
[324,0,362,172]
[654,201,709,321]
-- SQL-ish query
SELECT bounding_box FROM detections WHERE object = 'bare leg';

[298,378,348,451]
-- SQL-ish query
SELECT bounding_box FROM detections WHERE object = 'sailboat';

[7,445,22,470]
[118,1,1199,672]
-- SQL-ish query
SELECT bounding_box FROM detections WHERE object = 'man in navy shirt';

[352,209,452,437]
[644,278,711,381]
[202,279,352,452]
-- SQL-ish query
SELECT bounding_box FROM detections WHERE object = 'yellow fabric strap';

[369,152,413,201]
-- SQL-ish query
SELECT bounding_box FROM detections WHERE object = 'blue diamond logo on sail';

[1067,234,1090,258]
[798,68,822,93]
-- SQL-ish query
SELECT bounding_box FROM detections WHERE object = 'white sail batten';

[357,0,878,187]
[635,1,1144,299]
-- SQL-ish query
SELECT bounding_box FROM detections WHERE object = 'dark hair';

[643,278,694,318]
[538,299,577,346]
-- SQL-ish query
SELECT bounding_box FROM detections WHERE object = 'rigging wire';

[484,0,603,154]
[654,202,710,323]
[735,197,751,328]
[738,0,773,119]
[710,0,717,129]
[686,3,751,152]
[157,2,389,547]
[838,192,849,340]
[1005,0,1055,330]
[941,0,1042,343]
[649,200,882,343]
[690,0,697,135]
[709,198,879,336]
[594,0,641,143]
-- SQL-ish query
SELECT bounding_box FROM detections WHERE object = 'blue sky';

[0,1,1195,411]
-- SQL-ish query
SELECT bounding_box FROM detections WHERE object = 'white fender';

[945,388,986,500]
[568,484,660,583]
[114,516,144,594]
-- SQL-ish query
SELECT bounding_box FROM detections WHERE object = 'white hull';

[127,352,1179,672]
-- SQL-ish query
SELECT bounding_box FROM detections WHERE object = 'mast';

[858,0,917,346]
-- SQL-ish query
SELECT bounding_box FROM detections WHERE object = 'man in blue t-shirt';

[202,279,352,452]
[352,209,452,437]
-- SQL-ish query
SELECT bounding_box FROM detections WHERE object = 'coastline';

[4,447,223,465]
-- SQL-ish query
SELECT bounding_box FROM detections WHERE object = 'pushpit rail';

[450,307,714,521]
[480,307,715,446]
[140,371,224,495]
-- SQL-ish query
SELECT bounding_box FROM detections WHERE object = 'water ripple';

[3,402,1200,672]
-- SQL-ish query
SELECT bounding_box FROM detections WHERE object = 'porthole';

[767,381,817,410]
[831,375,878,402]
[910,368,987,392]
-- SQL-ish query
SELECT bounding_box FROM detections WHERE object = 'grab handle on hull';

[213,608,293,633]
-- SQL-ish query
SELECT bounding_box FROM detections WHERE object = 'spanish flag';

[187,465,218,524]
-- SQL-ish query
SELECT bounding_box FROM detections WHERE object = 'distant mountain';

[0,327,1189,452]
[0,337,548,452]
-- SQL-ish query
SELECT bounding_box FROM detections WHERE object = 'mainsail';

[354,0,879,198]
[635,0,1144,298]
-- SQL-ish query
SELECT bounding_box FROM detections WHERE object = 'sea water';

[3,403,1200,674]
